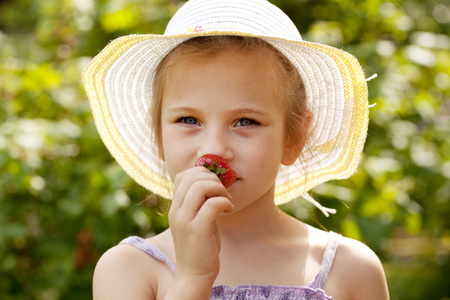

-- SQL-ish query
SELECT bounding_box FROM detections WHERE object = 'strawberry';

[195,154,237,188]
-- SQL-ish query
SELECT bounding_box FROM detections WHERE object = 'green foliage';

[1,0,449,299]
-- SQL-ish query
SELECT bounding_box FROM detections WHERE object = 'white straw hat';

[83,0,369,210]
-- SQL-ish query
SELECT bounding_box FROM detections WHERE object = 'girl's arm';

[351,248,390,300]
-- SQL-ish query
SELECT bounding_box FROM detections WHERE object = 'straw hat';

[83,0,369,211]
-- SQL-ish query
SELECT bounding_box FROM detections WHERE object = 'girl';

[83,0,390,299]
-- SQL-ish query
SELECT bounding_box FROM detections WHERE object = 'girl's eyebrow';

[228,108,269,116]
[166,106,270,116]
[165,106,200,115]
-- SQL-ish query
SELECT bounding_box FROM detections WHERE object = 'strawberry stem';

[203,159,227,179]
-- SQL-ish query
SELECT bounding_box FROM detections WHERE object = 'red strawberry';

[195,154,237,188]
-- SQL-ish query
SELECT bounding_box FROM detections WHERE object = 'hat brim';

[82,31,368,205]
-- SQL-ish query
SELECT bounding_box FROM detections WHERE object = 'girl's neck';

[216,192,305,244]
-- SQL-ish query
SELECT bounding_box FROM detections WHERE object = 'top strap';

[119,236,176,274]
[310,231,341,290]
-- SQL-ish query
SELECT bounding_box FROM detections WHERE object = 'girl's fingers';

[171,180,231,226]
[182,180,231,212]
[194,196,234,228]
[172,167,226,209]
[169,166,231,226]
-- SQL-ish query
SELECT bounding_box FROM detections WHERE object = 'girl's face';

[160,51,298,211]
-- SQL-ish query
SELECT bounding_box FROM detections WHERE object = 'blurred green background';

[0,0,449,299]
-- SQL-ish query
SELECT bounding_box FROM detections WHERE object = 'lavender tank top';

[119,231,341,300]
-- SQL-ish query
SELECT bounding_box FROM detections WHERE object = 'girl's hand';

[166,166,234,298]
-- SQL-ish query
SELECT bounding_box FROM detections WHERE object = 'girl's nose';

[197,128,234,162]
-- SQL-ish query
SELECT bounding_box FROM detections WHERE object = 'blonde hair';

[151,36,308,160]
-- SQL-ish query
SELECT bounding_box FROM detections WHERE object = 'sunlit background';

[0,0,449,299]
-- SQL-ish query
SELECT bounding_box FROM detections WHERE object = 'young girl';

[83,0,389,299]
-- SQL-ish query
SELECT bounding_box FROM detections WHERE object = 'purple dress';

[119,232,341,300]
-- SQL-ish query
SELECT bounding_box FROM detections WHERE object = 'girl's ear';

[281,111,313,166]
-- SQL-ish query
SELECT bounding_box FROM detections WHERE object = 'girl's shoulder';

[324,232,390,299]
[305,226,384,274]
[92,230,174,300]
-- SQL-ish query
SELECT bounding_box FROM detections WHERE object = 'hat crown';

[165,0,302,41]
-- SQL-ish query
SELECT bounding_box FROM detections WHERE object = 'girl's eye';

[177,117,200,125]
[236,118,258,127]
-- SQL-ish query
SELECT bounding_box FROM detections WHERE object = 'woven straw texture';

[83,0,369,205]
